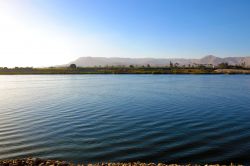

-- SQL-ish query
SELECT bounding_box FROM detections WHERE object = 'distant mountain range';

[66,55,250,67]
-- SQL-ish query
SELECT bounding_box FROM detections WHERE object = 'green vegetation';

[69,64,77,69]
[0,63,249,75]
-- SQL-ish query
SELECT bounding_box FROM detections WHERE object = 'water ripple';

[0,75,250,164]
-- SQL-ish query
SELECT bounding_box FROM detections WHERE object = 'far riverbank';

[0,67,250,75]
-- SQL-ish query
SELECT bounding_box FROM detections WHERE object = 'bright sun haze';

[0,0,250,67]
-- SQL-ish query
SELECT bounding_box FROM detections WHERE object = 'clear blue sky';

[0,0,250,66]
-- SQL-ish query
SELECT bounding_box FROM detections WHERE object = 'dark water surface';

[0,75,250,164]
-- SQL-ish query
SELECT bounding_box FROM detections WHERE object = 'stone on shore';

[0,158,243,166]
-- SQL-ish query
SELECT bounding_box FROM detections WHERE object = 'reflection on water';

[0,75,250,164]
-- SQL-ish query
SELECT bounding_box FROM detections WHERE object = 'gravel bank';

[0,158,243,166]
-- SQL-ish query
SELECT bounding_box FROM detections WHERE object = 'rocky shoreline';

[0,158,243,166]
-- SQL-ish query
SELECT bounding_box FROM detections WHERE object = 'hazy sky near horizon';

[0,0,250,67]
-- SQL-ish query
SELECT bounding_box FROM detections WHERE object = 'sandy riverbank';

[214,69,250,74]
